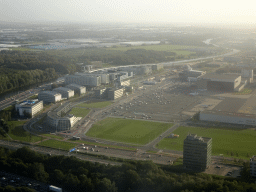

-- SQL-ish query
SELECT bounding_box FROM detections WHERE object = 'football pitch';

[86,118,173,145]
[157,126,256,159]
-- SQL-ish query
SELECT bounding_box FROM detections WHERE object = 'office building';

[250,156,256,177]
[53,87,74,99]
[15,100,43,118]
[38,91,62,103]
[183,134,212,171]
[66,84,86,95]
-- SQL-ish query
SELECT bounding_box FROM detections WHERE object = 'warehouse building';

[108,88,124,100]
[65,74,101,87]
[200,111,256,126]
[250,156,256,177]
[53,87,74,99]
[15,99,43,118]
[183,134,212,171]
[197,74,242,92]
[66,84,86,95]
[38,91,62,103]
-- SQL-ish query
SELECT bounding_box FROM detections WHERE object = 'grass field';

[233,88,252,95]
[42,134,64,140]
[69,107,91,117]
[106,44,196,55]
[157,126,256,159]
[38,139,77,151]
[4,121,41,143]
[76,101,112,108]
[86,118,173,145]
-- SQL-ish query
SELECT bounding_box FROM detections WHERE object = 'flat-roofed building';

[197,73,241,92]
[65,74,101,87]
[15,99,43,118]
[66,84,86,95]
[38,91,62,103]
[183,134,212,171]
[53,87,74,99]
[94,88,107,99]
[250,156,256,177]
[108,88,124,100]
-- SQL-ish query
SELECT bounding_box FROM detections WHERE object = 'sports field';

[107,44,196,55]
[86,118,173,145]
[69,107,90,117]
[157,126,256,159]
[76,101,112,108]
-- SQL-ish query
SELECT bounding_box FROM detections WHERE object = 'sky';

[1,0,256,24]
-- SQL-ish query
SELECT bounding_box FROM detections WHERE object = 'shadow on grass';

[11,126,29,137]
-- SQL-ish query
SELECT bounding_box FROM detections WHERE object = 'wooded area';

[0,147,255,192]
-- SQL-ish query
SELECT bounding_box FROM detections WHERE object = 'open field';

[86,118,173,145]
[4,121,42,142]
[233,88,252,95]
[76,101,112,108]
[106,44,196,55]
[42,134,64,140]
[69,107,90,117]
[157,126,256,159]
[38,139,77,151]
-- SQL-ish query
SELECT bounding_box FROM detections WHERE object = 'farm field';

[38,139,77,151]
[157,126,256,159]
[86,117,173,145]
[106,44,196,55]
[3,120,42,143]
[76,101,112,108]
[69,107,91,117]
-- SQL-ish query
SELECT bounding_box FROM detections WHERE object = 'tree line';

[0,146,255,192]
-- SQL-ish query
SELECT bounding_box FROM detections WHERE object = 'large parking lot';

[105,78,205,122]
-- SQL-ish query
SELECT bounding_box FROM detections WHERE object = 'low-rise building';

[66,84,86,95]
[15,100,43,118]
[65,74,101,87]
[38,91,62,103]
[53,87,74,99]
[250,156,256,177]
[183,134,212,171]
[94,88,108,99]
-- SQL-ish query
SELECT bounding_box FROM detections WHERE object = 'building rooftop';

[212,98,247,113]
[40,91,61,96]
[185,134,212,143]
[201,110,256,119]
[66,84,85,89]
[200,73,240,81]
[53,87,73,92]
[18,99,40,107]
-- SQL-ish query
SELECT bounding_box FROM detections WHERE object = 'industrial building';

[46,103,81,132]
[38,91,62,103]
[65,74,101,87]
[183,134,212,171]
[197,74,243,92]
[15,100,43,118]
[250,156,256,177]
[179,69,206,81]
[66,84,86,95]
[53,87,74,99]
[108,88,124,100]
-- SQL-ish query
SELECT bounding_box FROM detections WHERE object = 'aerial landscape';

[0,0,256,192]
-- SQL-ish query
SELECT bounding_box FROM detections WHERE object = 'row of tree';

[0,146,255,192]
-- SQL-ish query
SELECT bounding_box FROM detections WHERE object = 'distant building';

[179,70,206,81]
[94,88,108,99]
[66,84,86,95]
[152,64,163,71]
[250,156,256,177]
[15,100,43,118]
[183,134,212,171]
[108,88,124,100]
[38,91,62,103]
[53,87,74,99]
[65,74,101,87]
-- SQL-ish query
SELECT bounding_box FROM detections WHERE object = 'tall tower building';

[183,134,212,171]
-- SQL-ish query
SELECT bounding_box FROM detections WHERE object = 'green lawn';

[233,88,252,95]
[76,101,112,108]
[157,126,256,159]
[42,134,64,140]
[38,139,77,151]
[86,118,173,145]
[5,121,41,143]
[69,107,91,117]
[107,44,196,55]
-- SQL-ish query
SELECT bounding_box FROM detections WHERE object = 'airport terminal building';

[183,134,212,171]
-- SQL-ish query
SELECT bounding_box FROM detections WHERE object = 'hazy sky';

[1,0,256,24]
